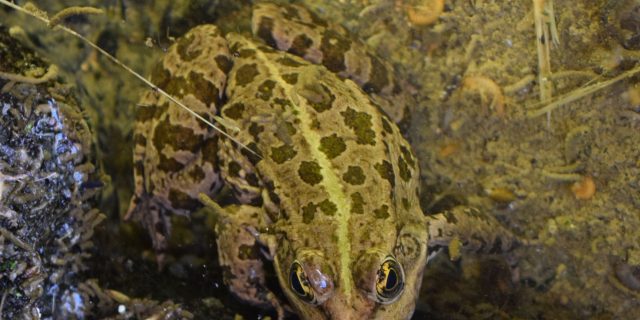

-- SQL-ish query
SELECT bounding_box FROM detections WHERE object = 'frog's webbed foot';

[199,194,286,316]
[126,194,171,268]
[426,206,527,261]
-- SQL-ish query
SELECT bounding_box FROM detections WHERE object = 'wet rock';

[0,24,103,318]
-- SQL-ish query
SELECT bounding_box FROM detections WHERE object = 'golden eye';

[289,261,317,304]
[375,256,404,303]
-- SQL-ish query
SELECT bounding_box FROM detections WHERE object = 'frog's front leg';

[426,206,524,261]
[199,194,285,319]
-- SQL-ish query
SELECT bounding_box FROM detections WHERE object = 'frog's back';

[220,31,423,261]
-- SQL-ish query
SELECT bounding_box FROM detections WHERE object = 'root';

[0,64,58,84]
[49,6,105,28]
[540,170,582,182]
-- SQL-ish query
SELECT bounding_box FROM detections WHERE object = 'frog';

[126,3,522,319]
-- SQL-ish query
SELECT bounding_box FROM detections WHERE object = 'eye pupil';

[291,269,305,295]
[386,269,397,290]
[289,261,317,304]
[374,257,404,303]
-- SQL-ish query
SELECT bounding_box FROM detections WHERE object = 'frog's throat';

[243,38,356,300]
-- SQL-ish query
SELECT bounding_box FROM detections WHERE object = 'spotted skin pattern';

[128,3,522,320]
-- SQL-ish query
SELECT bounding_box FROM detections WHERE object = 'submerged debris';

[602,0,640,50]
[405,0,445,27]
[570,176,596,200]
[0,25,104,318]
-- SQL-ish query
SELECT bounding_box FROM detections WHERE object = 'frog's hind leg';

[126,24,231,257]
[200,194,286,319]
[251,2,413,123]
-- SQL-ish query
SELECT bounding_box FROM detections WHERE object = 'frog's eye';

[289,260,318,304]
[354,251,405,304]
[375,256,405,303]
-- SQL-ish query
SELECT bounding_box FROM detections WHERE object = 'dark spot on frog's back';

[298,160,323,185]
[319,134,346,159]
[188,71,221,106]
[304,83,335,113]
[302,202,317,224]
[282,73,298,85]
[255,16,278,48]
[343,166,365,185]
[176,34,202,61]
[223,102,245,120]
[152,117,201,154]
[246,173,260,188]
[282,5,302,20]
[341,107,376,145]
[271,144,297,164]
[158,153,185,173]
[133,133,146,147]
[320,29,351,73]
[237,49,256,59]
[319,199,337,216]
[235,63,260,87]
[228,161,241,177]
[241,142,263,165]
[400,145,416,167]
[398,155,412,181]
[135,104,158,122]
[249,122,264,140]
[288,34,314,57]
[374,204,390,219]
[351,192,364,214]
[256,80,276,101]
[168,188,201,211]
[201,137,219,167]
[215,55,233,74]
[374,160,395,189]
[277,57,305,67]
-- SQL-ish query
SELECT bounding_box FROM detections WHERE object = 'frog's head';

[274,222,428,319]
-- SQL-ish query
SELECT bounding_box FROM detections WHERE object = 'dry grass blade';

[533,0,553,104]
[527,63,640,118]
[0,0,259,158]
